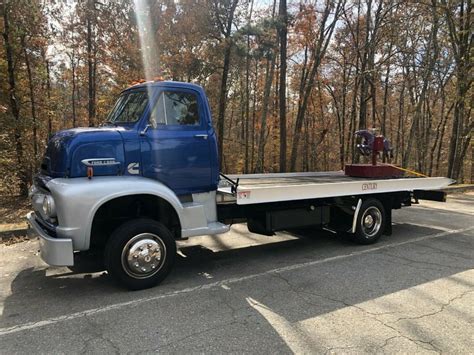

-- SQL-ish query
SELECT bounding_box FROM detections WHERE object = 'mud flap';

[384,207,392,236]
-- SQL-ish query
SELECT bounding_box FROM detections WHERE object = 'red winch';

[345,129,403,178]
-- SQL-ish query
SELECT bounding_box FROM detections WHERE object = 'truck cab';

[40,81,219,194]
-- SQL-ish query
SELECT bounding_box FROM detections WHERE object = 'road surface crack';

[392,290,474,323]
[80,315,120,354]
[271,272,445,354]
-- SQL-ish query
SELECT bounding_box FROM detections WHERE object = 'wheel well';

[328,193,403,235]
[90,194,181,249]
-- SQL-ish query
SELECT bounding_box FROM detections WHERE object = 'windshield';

[106,90,148,123]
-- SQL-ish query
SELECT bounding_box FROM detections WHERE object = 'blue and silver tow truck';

[27,80,453,290]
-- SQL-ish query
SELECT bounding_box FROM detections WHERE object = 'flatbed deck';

[218,171,453,205]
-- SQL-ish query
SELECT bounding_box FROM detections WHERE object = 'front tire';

[105,218,176,290]
[352,198,386,245]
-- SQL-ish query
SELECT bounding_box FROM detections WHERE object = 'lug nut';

[139,246,144,251]
[147,243,152,248]
[133,254,139,259]
[151,264,156,269]
[141,267,146,272]
[134,262,139,267]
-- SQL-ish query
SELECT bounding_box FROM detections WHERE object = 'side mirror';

[140,124,152,136]
[140,118,157,136]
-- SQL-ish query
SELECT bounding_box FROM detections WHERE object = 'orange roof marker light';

[128,79,147,88]
[128,77,169,89]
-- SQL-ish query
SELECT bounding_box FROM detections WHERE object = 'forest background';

[1,0,472,196]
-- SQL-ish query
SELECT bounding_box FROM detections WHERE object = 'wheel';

[105,218,176,290]
[352,198,386,245]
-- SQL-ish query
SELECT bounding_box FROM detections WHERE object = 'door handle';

[194,134,208,140]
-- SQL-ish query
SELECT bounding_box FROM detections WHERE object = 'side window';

[150,91,200,126]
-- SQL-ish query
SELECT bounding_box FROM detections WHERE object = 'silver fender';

[47,176,191,250]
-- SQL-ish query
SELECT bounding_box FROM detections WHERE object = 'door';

[140,88,212,195]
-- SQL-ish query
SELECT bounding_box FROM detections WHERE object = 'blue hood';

[41,127,126,178]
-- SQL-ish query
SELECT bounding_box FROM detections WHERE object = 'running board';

[181,222,229,238]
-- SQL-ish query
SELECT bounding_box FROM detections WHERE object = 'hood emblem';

[127,162,140,175]
[81,158,120,167]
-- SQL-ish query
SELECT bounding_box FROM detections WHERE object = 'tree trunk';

[2,3,28,196]
[381,42,393,138]
[254,0,278,173]
[441,0,471,180]
[278,0,287,172]
[217,41,232,170]
[471,143,474,184]
[244,0,254,173]
[87,0,96,127]
[250,60,258,171]
[215,0,238,171]
[346,0,361,163]
[435,104,452,175]
[71,53,77,127]
[255,54,276,172]
[21,35,39,166]
[358,0,372,132]
[289,1,341,171]
[429,93,447,176]
[45,57,52,137]
[402,1,439,168]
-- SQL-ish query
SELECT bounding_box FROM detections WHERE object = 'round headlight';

[42,195,56,218]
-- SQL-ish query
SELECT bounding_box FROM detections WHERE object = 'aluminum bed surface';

[217,171,453,205]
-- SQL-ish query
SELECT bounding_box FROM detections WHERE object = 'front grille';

[34,174,52,192]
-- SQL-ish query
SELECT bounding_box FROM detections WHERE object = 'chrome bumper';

[26,212,74,266]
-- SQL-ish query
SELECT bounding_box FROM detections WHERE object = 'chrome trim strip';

[81,158,120,166]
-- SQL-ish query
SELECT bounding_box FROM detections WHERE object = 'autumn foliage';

[0,0,472,196]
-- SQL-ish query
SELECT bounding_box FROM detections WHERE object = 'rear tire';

[105,218,176,290]
[352,198,386,245]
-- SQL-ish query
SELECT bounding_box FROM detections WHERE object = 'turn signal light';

[87,166,94,179]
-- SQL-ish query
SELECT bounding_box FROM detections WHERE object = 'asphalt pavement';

[0,193,473,354]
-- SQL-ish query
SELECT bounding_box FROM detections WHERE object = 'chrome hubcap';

[121,233,166,279]
[364,215,374,227]
[360,206,382,238]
